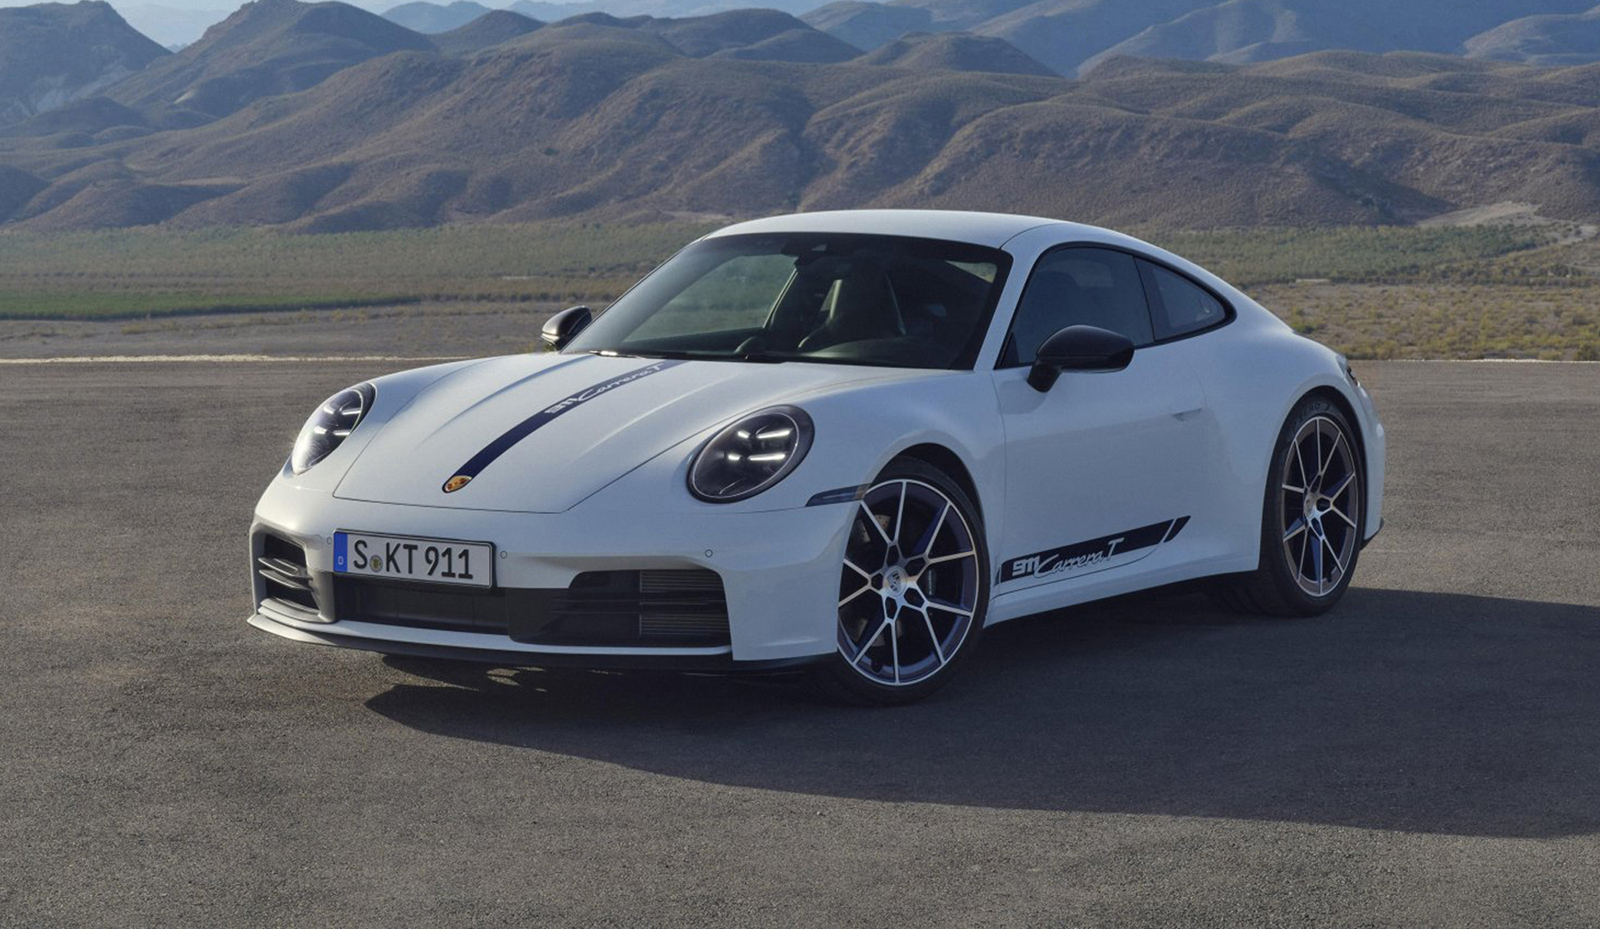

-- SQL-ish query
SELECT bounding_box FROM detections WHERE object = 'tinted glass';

[1145,261,1227,340]
[566,234,1011,370]
[1004,247,1154,365]
[627,254,796,340]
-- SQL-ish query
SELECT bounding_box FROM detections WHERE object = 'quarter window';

[1003,247,1155,365]
[1143,261,1227,340]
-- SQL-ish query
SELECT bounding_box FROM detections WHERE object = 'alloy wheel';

[837,479,981,686]
[1280,415,1362,597]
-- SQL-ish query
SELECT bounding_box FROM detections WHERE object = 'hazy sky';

[0,0,400,9]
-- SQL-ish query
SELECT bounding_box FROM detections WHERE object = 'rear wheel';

[1214,395,1364,616]
[817,458,989,705]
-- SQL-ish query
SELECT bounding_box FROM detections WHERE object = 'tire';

[1213,394,1365,617]
[815,457,990,705]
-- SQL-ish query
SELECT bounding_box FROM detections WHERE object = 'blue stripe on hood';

[442,359,685,493]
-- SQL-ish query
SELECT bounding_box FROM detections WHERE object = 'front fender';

[1195,325,1386,560]
[275,358,491,494]
[576,369,1007,546]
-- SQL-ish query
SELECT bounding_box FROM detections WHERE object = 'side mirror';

[1027,325,1135,391]
[540,305,592,351]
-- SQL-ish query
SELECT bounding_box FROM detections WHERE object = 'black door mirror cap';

[541,305,593,351]
[1027,325,1135,391]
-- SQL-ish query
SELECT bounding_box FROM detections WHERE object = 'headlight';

[689,406,813,503]
[291,383,375,474]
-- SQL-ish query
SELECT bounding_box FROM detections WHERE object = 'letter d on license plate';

[333,532,494,588]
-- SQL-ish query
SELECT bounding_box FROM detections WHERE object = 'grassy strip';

[1147,225,1565,286]
[0,223,1588,340]
[0,222,710,319]
[0,292,430,319]
[1253,282,1600,361]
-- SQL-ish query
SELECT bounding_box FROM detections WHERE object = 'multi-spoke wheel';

[1214,395,1365,616]
[1279,414,1362,598]
[819,458,988,704]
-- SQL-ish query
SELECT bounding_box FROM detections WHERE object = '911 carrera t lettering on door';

[999,516,1189,583]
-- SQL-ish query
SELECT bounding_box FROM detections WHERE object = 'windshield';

[564,233,1012,370]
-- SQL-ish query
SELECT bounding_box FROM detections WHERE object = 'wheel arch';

[888,442,984,522]
[1299,384,1369,517]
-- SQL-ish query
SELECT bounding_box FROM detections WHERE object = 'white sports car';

[249,210,1385,703]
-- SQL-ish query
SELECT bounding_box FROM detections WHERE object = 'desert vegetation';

[1252,282,1600,361]
[2,221,1597,360]
[0,222,712,319]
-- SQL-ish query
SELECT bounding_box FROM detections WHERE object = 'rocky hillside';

[103,0,435,120]
[1465,5,1600,66]
[8,0,1600,231]
[803,0,1600,75]
[858,31,1054,75]
[7,21,1600,232]
[431,9,544,55]
[383,0,493,33]
[0,2,169,127]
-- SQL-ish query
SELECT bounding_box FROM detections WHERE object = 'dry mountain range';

[800,0,1600,76]
[7,0,1600,231]
[382,0,1600,74]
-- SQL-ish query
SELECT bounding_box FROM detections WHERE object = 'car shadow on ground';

[365,587,1600,839]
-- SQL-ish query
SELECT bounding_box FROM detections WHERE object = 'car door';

[990,246,1211,597]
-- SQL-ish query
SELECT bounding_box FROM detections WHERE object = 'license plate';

[334,532,494,588]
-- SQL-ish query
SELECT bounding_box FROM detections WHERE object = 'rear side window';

[1142,261,1227,340]
[1003,247,1155,365]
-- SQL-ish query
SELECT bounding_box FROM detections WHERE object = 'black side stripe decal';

[999,516,1189,583]
[443,359,684,492]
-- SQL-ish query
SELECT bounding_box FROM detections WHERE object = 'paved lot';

[2,359,1597,927]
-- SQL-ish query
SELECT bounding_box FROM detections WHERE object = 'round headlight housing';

[291,383,376,474]
[689,406,814,503]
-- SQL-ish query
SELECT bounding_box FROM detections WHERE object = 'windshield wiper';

[733,351,791,364]
[593,349,791,363]
[604,349,697,360]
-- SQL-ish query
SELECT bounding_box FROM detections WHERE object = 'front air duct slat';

[259,565,312,592]
[257,556,311,582]
[256,533,320,616]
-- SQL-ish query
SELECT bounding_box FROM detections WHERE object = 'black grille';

[333,577,510,635]
[534,569,731,644]
[332,569,731,647]
[258,533,319,619]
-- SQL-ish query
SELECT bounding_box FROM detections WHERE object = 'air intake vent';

[509,569,731,647]
[331,570,731,648]
[257,533,320,620]
[637,570,730,640]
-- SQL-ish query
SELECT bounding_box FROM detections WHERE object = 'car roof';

[704,210,1110,250]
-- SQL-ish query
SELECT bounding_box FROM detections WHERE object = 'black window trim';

[994,241,1236,369]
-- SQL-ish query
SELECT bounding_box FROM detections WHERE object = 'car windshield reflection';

[565,233,1012,370]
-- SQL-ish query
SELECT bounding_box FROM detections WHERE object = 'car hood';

[334,352,917,513]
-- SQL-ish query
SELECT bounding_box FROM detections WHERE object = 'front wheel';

[1214,394,1365,616]
[816,458,990,705]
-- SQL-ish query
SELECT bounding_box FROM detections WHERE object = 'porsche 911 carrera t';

[249,210,1385,703]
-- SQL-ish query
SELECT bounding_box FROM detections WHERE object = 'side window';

[1142,261,1227,340]
[1004,247,1154,365]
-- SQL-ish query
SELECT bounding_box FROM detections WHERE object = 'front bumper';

[247,609,827,673]
[249,477,855,666]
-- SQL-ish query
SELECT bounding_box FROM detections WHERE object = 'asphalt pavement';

[2,359,1597,927]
